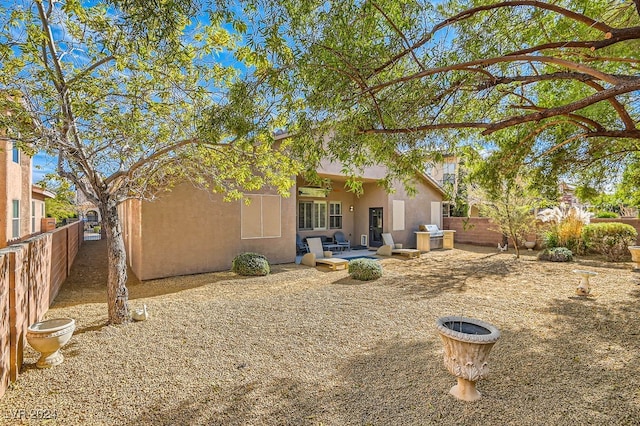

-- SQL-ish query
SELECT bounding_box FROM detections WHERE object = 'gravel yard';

[1,240,639,425]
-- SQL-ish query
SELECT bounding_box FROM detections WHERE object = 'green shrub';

[542,230,559,248]
[595,211,618,218]
[538,247,574,262]
[348,258,383,281]
[231,252,270,276]
[582,222,638,261]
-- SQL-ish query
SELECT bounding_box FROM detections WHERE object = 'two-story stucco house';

[0,138,53,248]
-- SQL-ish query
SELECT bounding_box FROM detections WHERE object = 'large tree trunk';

[100,202,129,324]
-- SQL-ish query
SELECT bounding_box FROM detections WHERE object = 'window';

[298,202,312,230]
[12,200,20,239]
[442,162,456,185]
[298,201,327,230]
[12,143,19,163]
[241,194,281,239]
[32,201,36,232]
[443,162,455,174]
[313,201,327,230]
[443,201,453,218]
[329,201,342,229]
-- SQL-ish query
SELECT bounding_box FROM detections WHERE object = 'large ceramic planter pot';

[26,318,76,368]
[436,316,500,401]
[524,241,536,251]
[628,246,640,270]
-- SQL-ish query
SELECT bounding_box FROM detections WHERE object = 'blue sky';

[18,0,245,186]
[32,152,55,184]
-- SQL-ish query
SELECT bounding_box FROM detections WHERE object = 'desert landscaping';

[1,241,639,425]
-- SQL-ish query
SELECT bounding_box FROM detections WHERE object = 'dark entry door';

[369,207,383,247]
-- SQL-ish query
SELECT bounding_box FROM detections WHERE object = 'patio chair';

[379,233,421,258]
[296,234,308,255]
[333,231,351,251]
[301,238,349,270]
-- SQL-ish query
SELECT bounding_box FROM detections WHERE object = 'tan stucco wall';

[354,182,388,246]
[0,138,7,246]
[318,158,387,181]
[31,199,45,233]
[118,199,143,279]
[387,178,443,248]
[1,139,32,247]
[31,189,51,234]
[123,183,296,280]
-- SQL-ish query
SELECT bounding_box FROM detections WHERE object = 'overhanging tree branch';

[363,54,621,97]
[371,0,613,77]
[483,79,640,135]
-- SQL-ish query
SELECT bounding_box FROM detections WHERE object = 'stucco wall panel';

[354,183,388,246]
[137,183,295,280]
[2,139,33,246]
[389,178,443,247]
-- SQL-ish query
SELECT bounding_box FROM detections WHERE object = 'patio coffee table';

[323,243,343,252]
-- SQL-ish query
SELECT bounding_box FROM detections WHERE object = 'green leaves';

[242,0,640,194]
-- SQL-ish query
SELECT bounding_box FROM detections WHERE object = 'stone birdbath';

[628,246,640,271]
[573,269,597,296]
[436,316,501,401]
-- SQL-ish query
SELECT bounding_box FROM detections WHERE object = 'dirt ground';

[1,240,639,425]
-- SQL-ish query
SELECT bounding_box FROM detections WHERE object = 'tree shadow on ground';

[380,255,521,299]
[122,316,640,425]
[123,339,440,426]
[54,240,303,307]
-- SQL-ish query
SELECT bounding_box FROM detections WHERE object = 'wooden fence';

[0,221,83,399]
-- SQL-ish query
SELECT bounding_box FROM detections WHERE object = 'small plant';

[231,252,270,276]
[348,258,383,281]
[537,205,591,254]
[538,247,574,262]
[582,222,638,261]
[595,211,618,218]
[541,229,559,248]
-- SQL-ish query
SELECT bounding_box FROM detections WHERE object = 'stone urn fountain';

[628,246,640,271]
[436,316,500,401]
[573,269,597,296]
[26,318,76,368]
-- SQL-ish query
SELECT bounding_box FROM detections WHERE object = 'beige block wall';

[125,183,296,280]
[0,253,9,399]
